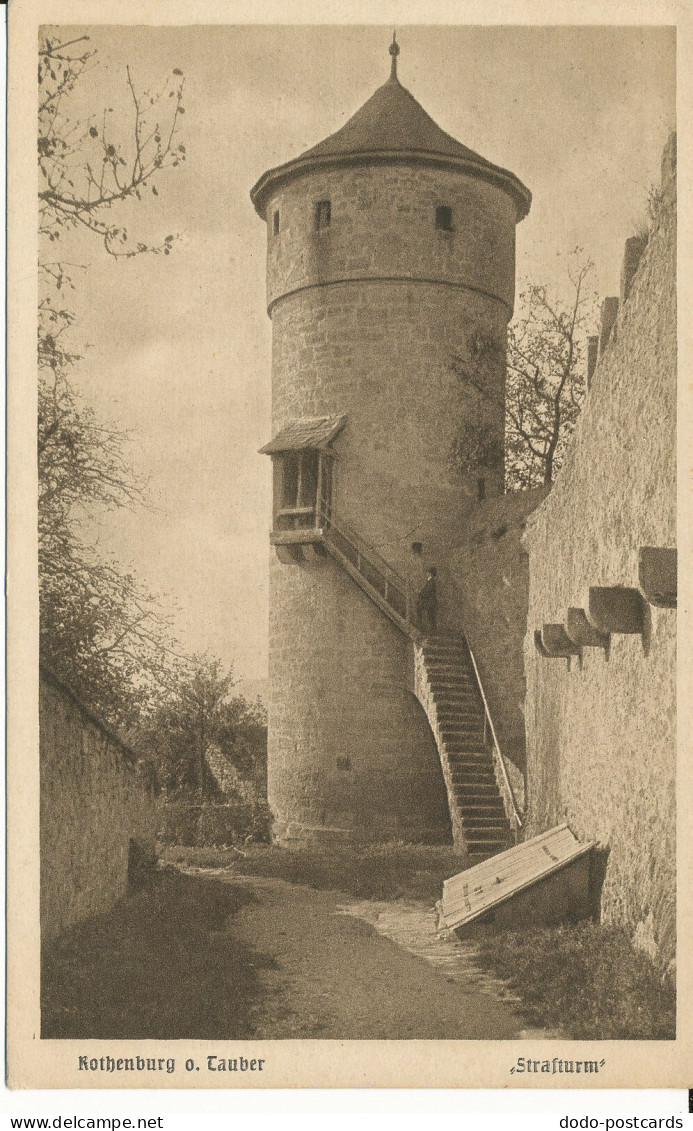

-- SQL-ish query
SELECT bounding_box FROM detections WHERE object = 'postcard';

[7,0,692,1090]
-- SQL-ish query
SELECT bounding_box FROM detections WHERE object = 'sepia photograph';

[6,1,691,1092]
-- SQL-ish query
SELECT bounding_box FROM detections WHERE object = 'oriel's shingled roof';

[259,415,347,454]
[251,68,531,220]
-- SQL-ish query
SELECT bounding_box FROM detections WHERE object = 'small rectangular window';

[273,210,280,236]
[435,205,453,231]
[281,452,300,508]
[277,450,321,530]
[298,451,319,508]
[315,199,331,231]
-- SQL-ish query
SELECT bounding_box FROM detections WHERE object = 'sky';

[50,24,676,683]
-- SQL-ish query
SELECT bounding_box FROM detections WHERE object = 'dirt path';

[203,871,524,1039]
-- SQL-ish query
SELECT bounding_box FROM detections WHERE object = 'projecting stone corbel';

[306,540,328,559]
[539,624,581,658]
[534,630,551,657]
[638,547,677,608]
[566,607,610,650]
[274,543,304,564]
[586,586,644,634]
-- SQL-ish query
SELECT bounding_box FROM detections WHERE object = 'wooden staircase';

[413,636,516,861]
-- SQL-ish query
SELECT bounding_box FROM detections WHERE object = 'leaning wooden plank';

[441,826,583,916]
[440,824,594,932]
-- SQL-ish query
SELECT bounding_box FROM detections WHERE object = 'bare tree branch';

[38,33,190,728]
[450,251,597,489]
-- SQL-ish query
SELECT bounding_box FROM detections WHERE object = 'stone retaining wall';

[40,668,157,942]
[157,799,271,846]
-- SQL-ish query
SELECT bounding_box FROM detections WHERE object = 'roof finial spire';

[389,30,400,81]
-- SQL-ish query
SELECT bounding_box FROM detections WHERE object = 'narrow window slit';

[435,205,453,231]
[315,200,331,231]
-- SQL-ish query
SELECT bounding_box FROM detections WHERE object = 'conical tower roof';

[300,72,491,166]
[251,45,531,220]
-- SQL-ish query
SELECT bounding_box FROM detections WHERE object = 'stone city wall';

[40,668,157,942]
[522,138,676,970]
[445,486,550,807]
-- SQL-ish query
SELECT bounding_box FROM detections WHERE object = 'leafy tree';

[37,32,187,725]
[139,658,268,801]
[37,306,185,728]
[451,253,597,490]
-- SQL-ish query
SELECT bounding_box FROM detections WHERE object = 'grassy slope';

[474,921,675,1040]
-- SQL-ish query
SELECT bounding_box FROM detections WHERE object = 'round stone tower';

[252,39,531,844]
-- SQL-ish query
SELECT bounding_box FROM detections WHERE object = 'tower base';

[272,818,453,848]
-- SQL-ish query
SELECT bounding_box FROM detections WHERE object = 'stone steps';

[452,785,502,798]
[454,795,506,810]
[459,829,507,837]
[435,705,483,716]
[452,779,500,792]
[456,806,507,820]
[436,715,484,726]
[426,666,473,673]
[464,828,511,842]
[430,683,479,695]
[415,633,512,863]
[450,769,496,782]
[438,724,484,734]
[428,676,476,684]
[434,705,481,715]
[466,837,512,853]
[432,691,481,704]
[423,645,471,654]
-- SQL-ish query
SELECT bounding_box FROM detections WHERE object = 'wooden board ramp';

[439,824,595,933]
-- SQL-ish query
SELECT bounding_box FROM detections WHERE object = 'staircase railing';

[316,501,522,834]
[466,642,524,832]
[318,504,420,634]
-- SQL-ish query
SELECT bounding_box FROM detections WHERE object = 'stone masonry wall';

[271,280,508,581]
[40,669,157,942]
[262,156,522,844]
[269,551,452,843]
[265,163,518,315]
[446,486,550,808]
[267,160,518,528]
[522,141,676,969]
